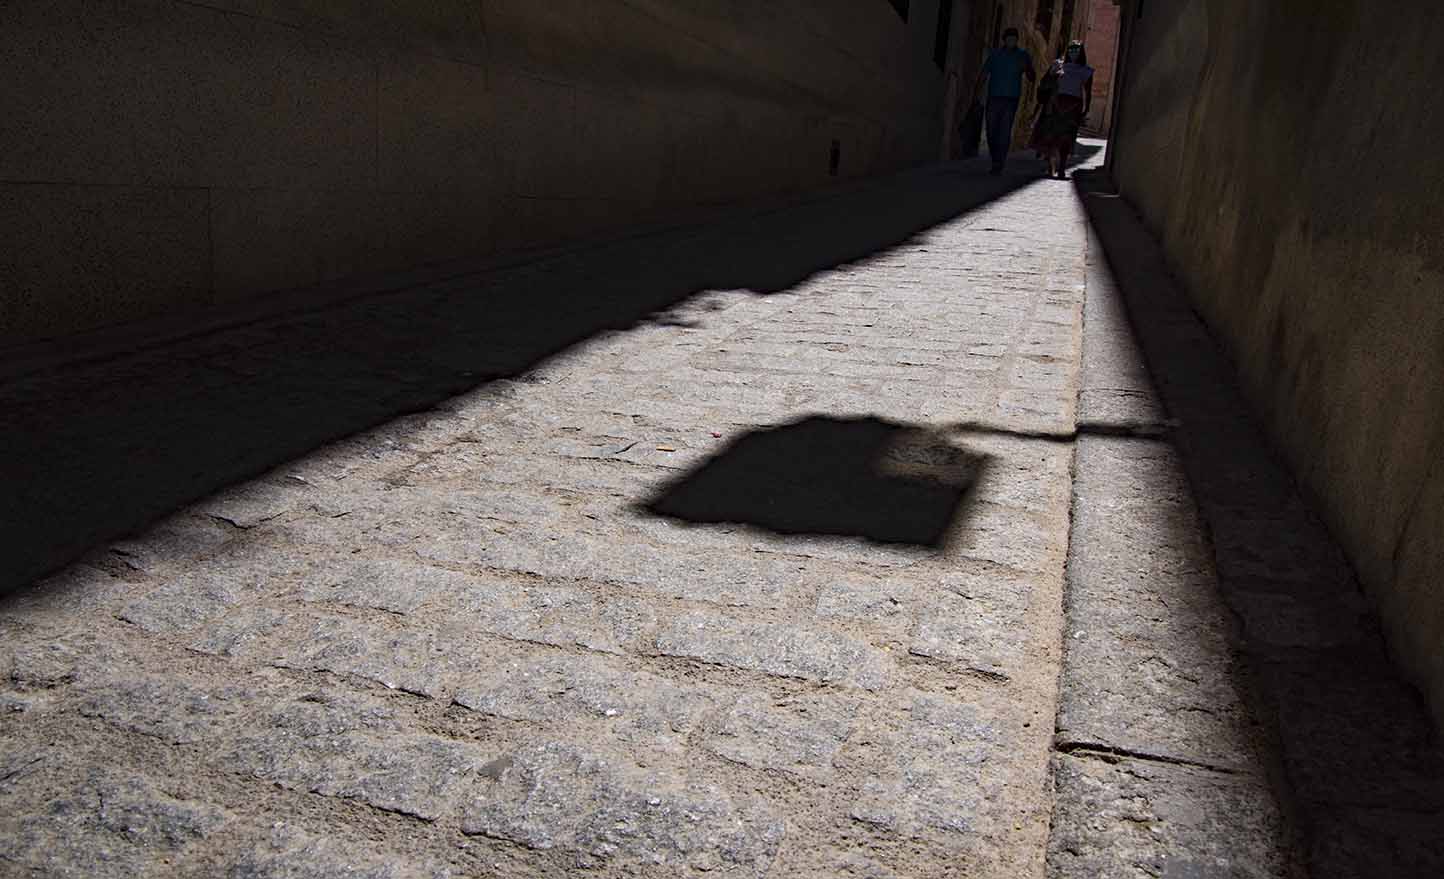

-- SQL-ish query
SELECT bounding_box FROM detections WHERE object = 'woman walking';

[1031,41,1094,179]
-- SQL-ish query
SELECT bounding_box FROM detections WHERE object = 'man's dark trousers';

[985,97,1020,171]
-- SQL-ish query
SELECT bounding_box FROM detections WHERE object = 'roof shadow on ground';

[642,416,989,549]
[0,144,1097,593]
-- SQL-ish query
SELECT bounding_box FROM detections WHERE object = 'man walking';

[977,27,1036,175]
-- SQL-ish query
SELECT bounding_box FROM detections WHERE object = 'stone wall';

[0,1,957,348]
[1109,0,1444,727]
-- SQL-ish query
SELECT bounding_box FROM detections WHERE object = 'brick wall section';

[0,1,955,348]
[1082,1,1121,134]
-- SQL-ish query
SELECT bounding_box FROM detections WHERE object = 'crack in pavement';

[1053,740,1240,776]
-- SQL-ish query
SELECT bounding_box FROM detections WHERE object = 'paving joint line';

[1053,740,1241,776]
[951,420,1177,444]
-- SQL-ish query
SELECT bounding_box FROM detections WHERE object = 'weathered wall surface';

[0,1,955,348]
[1110,0,1444,726]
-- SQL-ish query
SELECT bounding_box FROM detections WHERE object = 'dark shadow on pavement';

[1075,167,1444,877]
[0,147,1095,594]
[642,416,989,548]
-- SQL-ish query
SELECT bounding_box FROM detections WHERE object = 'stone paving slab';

[1038,168,1317,877]
[1047,752,1293,879]
[0,155,1092,877]
[1059,436,1261,774]
[1076,225,1170,434]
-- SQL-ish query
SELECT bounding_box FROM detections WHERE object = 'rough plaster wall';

[0,0,949,347]
[1112,0,1444,727]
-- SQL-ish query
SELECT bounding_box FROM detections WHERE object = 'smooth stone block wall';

[1,0,952,347]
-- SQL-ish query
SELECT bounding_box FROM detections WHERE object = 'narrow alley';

[6,136,1435,876]
[6,1,1444,877]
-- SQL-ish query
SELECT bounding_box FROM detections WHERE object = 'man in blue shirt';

[977,28,1037,174]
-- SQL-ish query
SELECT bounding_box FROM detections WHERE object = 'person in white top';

[1030,41,1094,179]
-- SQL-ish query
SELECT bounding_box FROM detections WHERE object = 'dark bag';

[958,101,984,158]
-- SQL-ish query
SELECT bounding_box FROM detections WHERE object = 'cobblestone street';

[5,144,1429,877]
